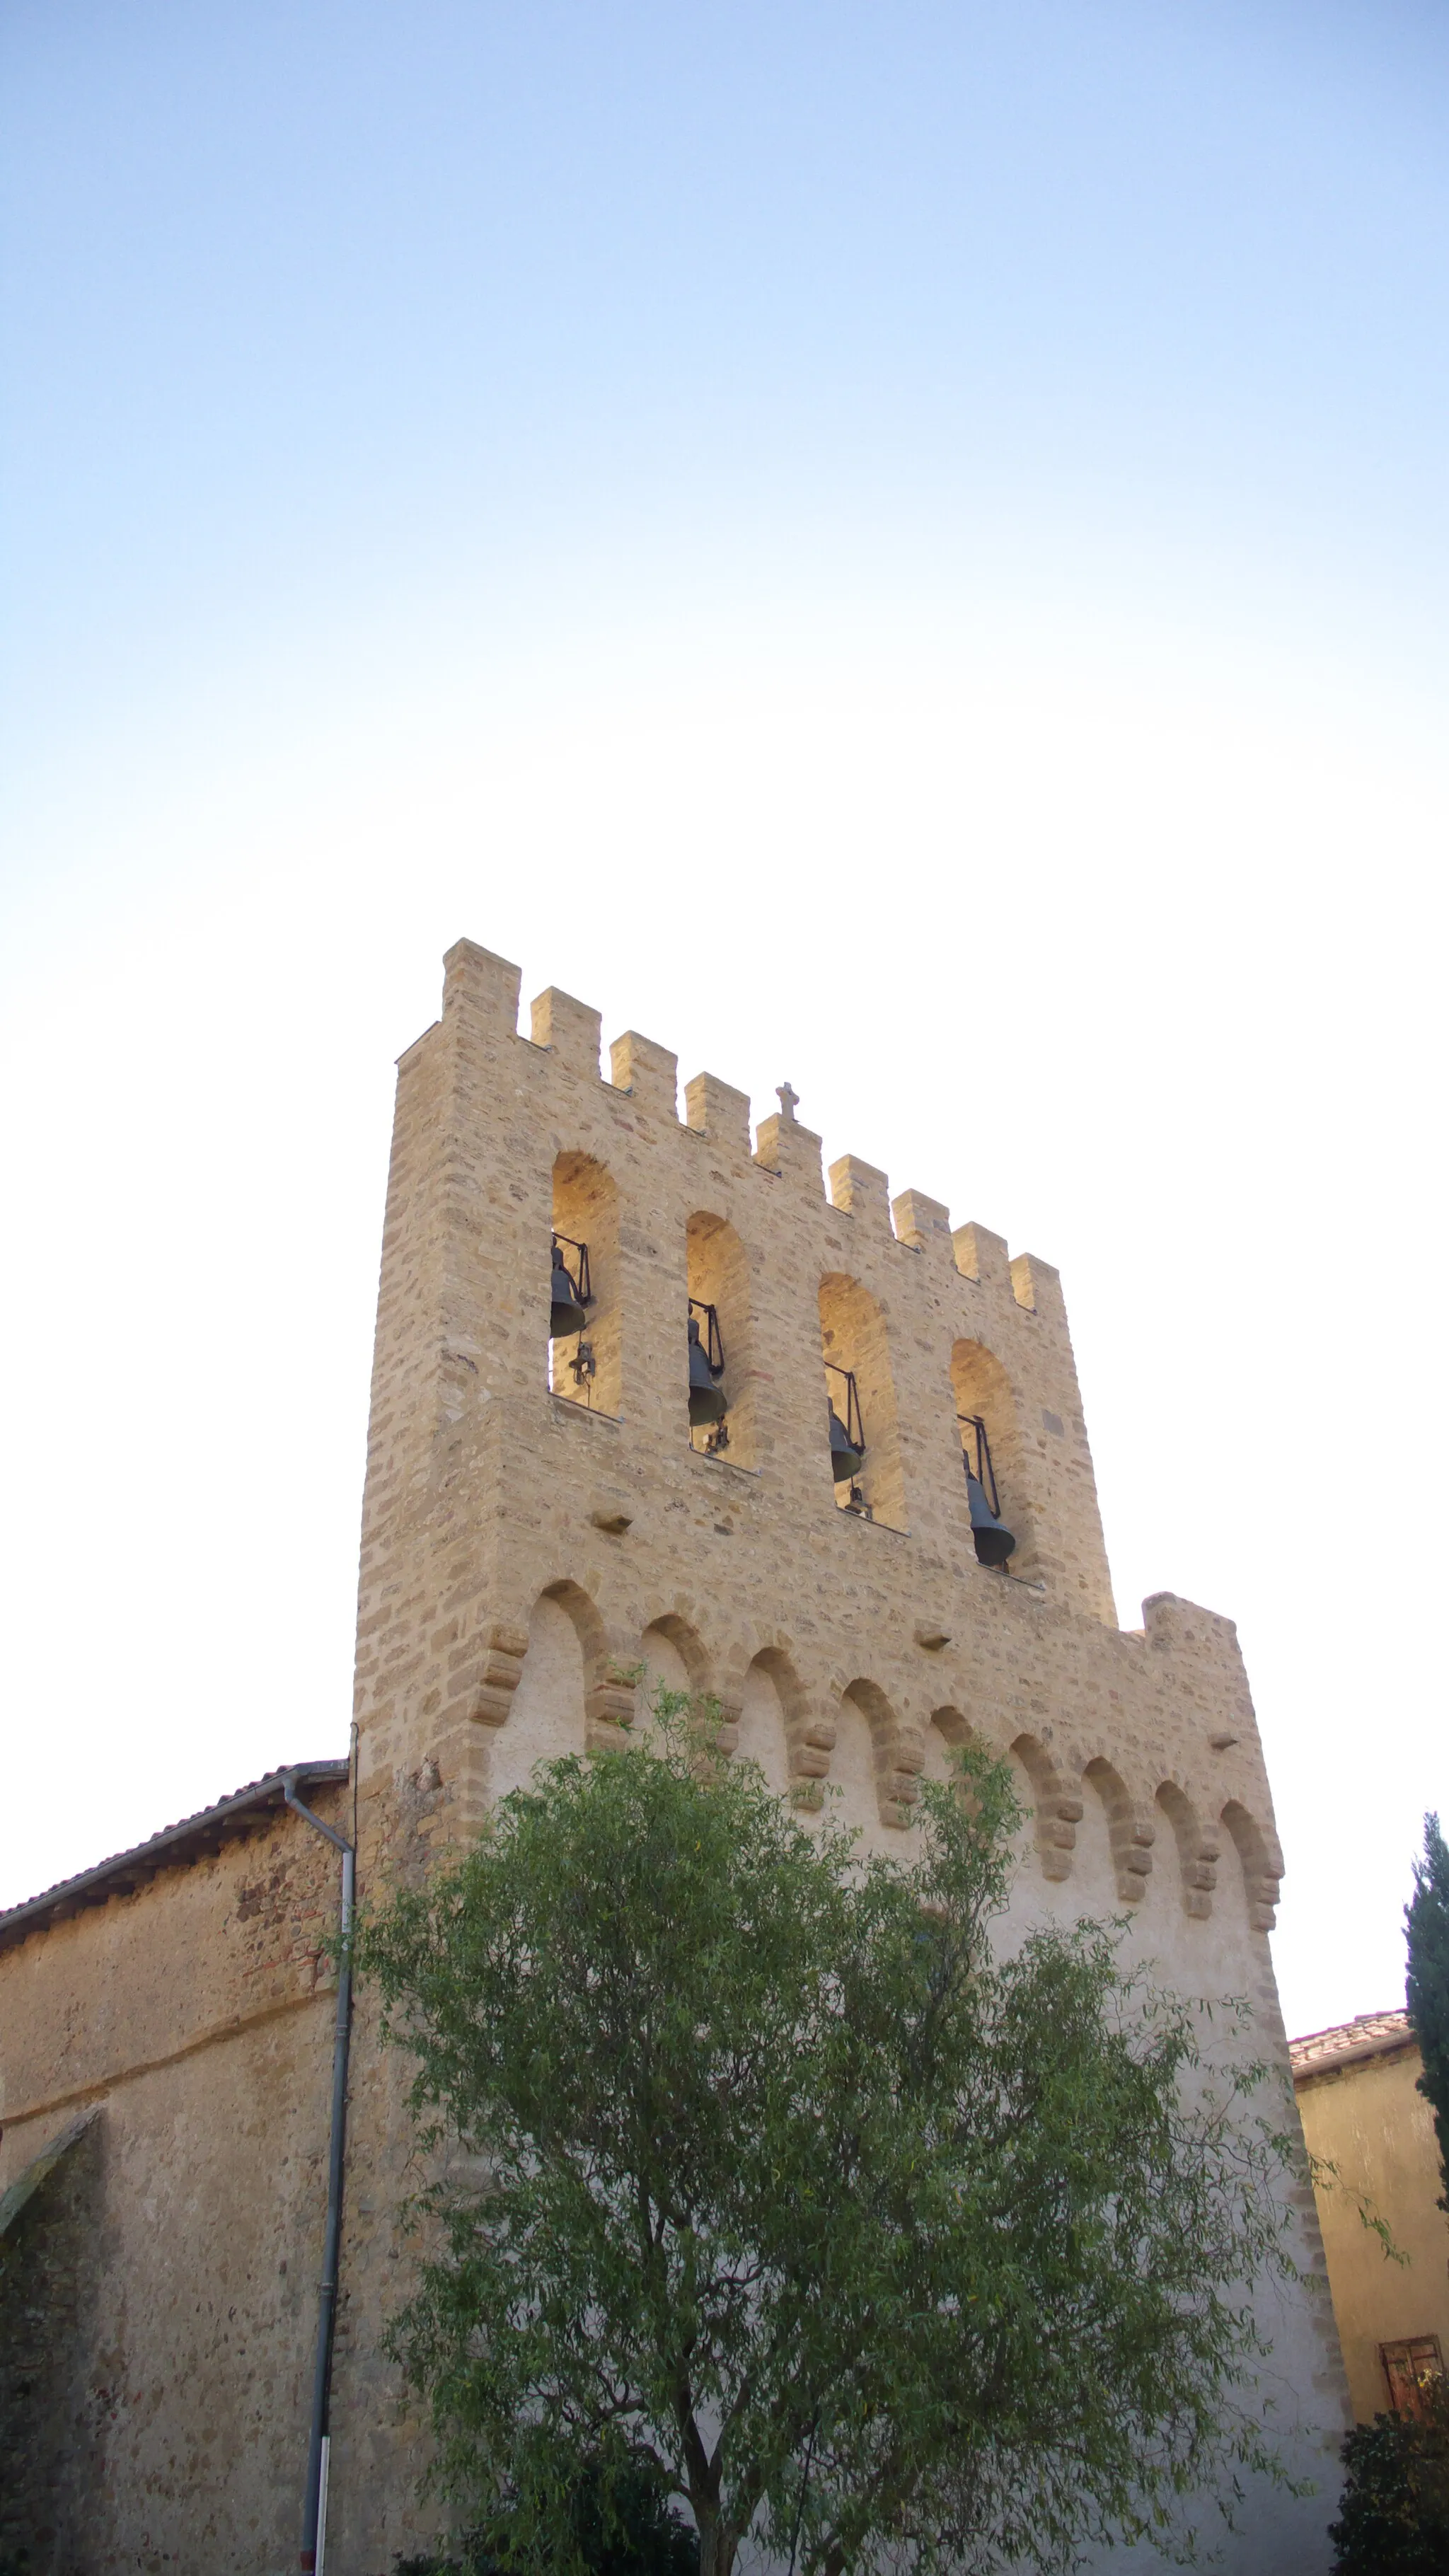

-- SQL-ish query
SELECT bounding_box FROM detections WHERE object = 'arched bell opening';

[550,1153,620,1414]
[818,1274,906,1532]
[686,1213,755,1466]
[949,1340,1031,1573]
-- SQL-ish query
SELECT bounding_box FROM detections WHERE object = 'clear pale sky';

[2,0,1445,2038]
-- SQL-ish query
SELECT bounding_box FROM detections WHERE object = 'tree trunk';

[695,2507,735,2576]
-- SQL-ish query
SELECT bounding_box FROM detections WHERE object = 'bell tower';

[351,936,1133,1858]
[328,936,1349,2572]
[346,931,1305,1934]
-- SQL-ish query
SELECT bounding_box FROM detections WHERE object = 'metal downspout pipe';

[283,1769,356,2576]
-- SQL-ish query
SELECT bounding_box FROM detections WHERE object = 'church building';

[0,938,1349,2571]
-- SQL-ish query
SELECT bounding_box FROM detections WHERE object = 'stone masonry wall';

[327,940,1349,2572]
[0,938,1350,2573]
[0,1786,350,2575]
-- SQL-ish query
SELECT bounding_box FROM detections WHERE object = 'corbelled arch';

[929,1702,989,1754]
[729,1642,826,1801]
[729,1647,804,1797]
[638,1609,712,1694]
[541,1575,608,1674]
[1155,1781,1220,1919]
[540,1577,634,1750]
[630,1610,742,1763]
[1010,1731,1083,1883]
[487,1582,595,1801]
[835,1677,919,1830]
[1220,1799,1283,1932]
[1083,1756,1155,1904]
[917,1704,993,1804]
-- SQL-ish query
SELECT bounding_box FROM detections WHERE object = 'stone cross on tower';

[775,1082,799,1124]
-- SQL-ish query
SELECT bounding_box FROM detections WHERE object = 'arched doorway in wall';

[685,1213,754,1465]
[819,1275,906,1531]
[949,1339,1030,1571]
[550,1152,620,1414]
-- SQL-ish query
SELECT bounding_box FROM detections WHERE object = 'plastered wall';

[1298,2043,1449,2423]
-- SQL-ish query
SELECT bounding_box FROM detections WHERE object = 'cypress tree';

[1405,1813,1449,2215]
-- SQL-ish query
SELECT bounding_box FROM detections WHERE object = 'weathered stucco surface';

[0,938,1350,2572]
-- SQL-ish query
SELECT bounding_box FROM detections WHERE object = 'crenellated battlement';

[354,937,1286,1960]
[441,939,1060,1298]
[0,939,1342,2576]
[417,939,1097,1580]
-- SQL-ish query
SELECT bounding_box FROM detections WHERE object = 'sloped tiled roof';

[0,1760,350,1954]
[1288,2009,1416,2080]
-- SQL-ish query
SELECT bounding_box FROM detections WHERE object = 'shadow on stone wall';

[0,2108,105,2576]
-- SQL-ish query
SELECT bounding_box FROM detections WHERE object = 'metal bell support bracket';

[550,1233,592,1340]
[687,1300,727,1429]
[957,1413,1015,1567]
[825,1363,866,1484]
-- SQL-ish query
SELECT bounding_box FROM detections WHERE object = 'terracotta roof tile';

[1288,2009,1414,2079]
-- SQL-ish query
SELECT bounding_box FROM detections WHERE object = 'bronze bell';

[688,1315,727,1426]
[964,1465,1015,1567]
[828,1399,865,1484]
[550,1243,588,1340]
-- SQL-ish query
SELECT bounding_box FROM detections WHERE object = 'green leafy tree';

[1405,1813,1449,2214]
[389,2457,698,2575]
[358,1697,1303,2576]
